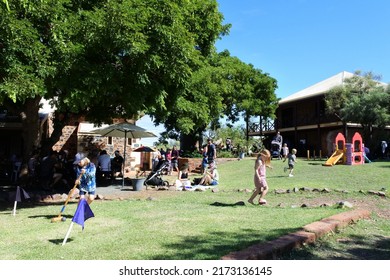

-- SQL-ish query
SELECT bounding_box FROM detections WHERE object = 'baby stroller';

[270,140,282,159]
[144,160,170,187]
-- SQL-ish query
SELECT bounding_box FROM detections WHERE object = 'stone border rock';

[221,209,371,260]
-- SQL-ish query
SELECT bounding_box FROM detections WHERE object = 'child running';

[283,148,297,177]
[248,149,272,205]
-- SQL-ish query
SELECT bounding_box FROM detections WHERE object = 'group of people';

[24,132,298,206]
[173,138,219,189]
[27,149,75,191]
[96,150,124,181]
[150,145,181,175]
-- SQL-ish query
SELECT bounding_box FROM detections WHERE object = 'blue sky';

[139,0,390,146]
[216,0,389,99]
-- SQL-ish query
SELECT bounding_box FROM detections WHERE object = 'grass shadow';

[49,238,73,245]
[151,227,302,260]
[210,201,246,207]
[280,233,390,260]
[28,213,73,221]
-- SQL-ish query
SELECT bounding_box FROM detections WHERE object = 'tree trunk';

[20,97,67,161]
[20,97,42,162]
[180,129,203,156]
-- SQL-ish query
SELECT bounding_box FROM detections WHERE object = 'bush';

[180,150,203,158]
[217,150,235,158]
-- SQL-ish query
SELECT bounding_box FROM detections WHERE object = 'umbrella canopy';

[90,122,157,189]
[133,146,156,153]
[90,122,157,139]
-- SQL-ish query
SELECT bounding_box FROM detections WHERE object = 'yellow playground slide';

[323,150,344,166]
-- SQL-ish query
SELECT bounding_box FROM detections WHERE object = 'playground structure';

[323,132,365,166]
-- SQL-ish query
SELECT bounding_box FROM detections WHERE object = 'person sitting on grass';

[175,164,191,189]
[199,160,219,186]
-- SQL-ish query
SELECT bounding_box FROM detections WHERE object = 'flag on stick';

[62,199,94,246]
[72,199,94,229]
[12,186,30,216]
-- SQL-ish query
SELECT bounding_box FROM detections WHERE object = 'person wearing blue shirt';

[75,157,96,204]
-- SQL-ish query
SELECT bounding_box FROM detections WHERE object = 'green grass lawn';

[0,157,388,260]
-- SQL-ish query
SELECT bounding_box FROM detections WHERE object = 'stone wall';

[178,158,203,173]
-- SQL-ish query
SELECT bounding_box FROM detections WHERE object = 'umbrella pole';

[122,131,127,189]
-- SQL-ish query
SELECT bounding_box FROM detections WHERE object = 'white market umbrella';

[90,122,157,188]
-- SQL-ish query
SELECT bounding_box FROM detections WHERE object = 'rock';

[301,203,309,208]
[72,188,80,197]
[211,188,219,193]
[337,201,353,209]
[321,188,331,193]
[51,193,63,201]
[300,187,312,192]
[320,203,332,207]
[378,191,386,197]
[41,195,53,202]
[275,189,287,194]
[293,187,300,193]
[368,190,379,195]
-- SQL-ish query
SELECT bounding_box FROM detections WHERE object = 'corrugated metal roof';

[279,71,355,104]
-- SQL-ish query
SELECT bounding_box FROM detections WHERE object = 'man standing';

[206,138,217,164]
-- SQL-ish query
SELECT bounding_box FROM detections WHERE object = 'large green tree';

[0,0,227,159]
[325,71,390,144]
[153,50,278,152]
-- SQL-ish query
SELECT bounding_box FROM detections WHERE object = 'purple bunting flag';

[15,186,30,202]
[72,199,94,230]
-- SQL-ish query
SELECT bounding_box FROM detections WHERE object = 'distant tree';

[153,50,278,153]
[325,71,390,144]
